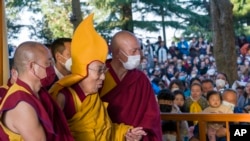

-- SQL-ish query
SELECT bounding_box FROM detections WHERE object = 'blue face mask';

[179,75,186,81]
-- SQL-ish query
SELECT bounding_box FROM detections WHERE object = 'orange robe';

[56,84,131,141]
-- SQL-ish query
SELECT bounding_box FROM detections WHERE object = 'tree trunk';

[210,0,237,85]
[71,0,82,31]
[121,3,134,33]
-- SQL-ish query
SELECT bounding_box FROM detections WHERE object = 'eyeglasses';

[88,66,109,76]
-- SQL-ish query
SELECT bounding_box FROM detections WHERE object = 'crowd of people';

[1,11,250,141]
[139,34,250,140]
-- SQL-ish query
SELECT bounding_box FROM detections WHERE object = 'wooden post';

[0,0,9,85]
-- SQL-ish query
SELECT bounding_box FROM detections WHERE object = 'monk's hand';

[125,127,147,141]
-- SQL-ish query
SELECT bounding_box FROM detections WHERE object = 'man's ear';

[28,61,36,74]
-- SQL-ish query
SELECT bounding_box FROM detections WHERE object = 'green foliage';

[232,0,250,36]
[5,0,250,44]
[40,0,73,40]
[5,0,73,44]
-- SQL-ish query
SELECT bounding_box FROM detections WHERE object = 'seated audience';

[184,83,208,126]
[202,90,233,141]
[173,90,186,112]
[158,89,189,141]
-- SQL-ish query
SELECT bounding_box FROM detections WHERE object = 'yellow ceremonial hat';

[49,13,108,92]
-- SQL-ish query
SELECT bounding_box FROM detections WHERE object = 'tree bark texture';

[210,0,237,85]
[71,0,83,31]
[121,3,134,33]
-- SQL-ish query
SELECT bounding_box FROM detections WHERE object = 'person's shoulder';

[59,86,72,96]
[199,96,207,102]
[130,69,151,83]
[184,97,192,104]
[219,104,234,113]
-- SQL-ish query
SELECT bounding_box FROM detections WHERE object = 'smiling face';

[79,61,108,95]
[191,84,202,101]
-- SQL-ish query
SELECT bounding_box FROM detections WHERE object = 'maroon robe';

[0,79,74,141]
[100,61,162,141]
[60,84,86,120]
[0,78,13,104]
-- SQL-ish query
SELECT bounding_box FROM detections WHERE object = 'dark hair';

[157,89,174,101]
[216,72,228,81]
[190,77,201,85]
[44,43,52,49]
[243,82,250,99]
[151,77,161,85]
[51,38,72,62]
[236,86,245,90]
[206,90,222,101]
[169,79,185,91]
[173,90,185,101]
[201,79,214,85]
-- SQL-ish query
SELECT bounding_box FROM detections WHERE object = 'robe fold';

[0,79,74,141]
[100,60,162,141]
[59,84,131,141]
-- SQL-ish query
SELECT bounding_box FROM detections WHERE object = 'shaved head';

[110,31,140,55]
[14,41,49,74]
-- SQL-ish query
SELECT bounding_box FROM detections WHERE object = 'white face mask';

[171,87,179,92]
[191,73,196,78]
[216,79,226,88]
[59,54,71,72]
[222,101,235,111]
[120,51,141,70]
[65,58,72,72]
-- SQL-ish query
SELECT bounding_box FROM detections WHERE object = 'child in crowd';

[158,89,189,141]
[202,90,233,141]
[173,90,186,112]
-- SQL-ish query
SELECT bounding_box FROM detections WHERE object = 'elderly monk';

[100,30,162,141]
[49,14,146,141]
[0,41,73,141]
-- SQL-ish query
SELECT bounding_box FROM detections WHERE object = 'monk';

[0,41,73,141]
[49,14,146,141]
[0,66,18,103]
[100,31,162,141]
